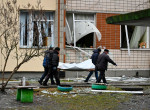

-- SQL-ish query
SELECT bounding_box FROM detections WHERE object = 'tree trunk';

[0,65,20,92]
[0,54,39,92]
[1,83,6,92]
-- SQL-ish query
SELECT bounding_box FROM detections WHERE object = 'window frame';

[69,13,96,48]
[73,13,95,47]
[120,25,150,50]
[19,11,55,48]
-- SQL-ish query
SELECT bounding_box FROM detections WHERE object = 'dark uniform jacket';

[96,52,116,71]
[43,50,53,67]
[52,50,59,67]
[91,49,100,65]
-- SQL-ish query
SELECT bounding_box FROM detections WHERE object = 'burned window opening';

[76,33,94,48]
[66,13,101,47]
[33,21,39,46]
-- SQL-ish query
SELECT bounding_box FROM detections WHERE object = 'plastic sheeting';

[65,21,101,44]
[74,21,101,43]
[58,59,95,70]
[66,19,72,44]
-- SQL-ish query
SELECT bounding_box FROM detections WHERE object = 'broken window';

[20,11,54,48]
[66,13,101,48]
[121,25,150,49]
[76,33,94,48]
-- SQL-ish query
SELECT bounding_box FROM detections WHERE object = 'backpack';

[91,53,95,64]
[91,52,99,65]
[43,51,53,67]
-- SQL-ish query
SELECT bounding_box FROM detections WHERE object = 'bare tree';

[0,0,47,92]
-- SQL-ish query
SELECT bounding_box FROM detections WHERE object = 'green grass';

[50,93,130,110]
[5,87,131,110]
[37,87,130,110]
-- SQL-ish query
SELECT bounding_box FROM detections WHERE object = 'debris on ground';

[0,77,150,110]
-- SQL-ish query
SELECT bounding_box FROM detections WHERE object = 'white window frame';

[120,26,150,50]
[20,11,54,48]
[73,13,95,48]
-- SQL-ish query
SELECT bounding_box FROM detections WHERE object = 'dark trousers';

[43,66,55,84]
[85,70,98,82]
[97,70,107,83]
[52,66,60,85]
[43,66,60,85]
[39,67,49,82]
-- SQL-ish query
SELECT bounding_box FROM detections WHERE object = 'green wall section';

[106,8,150,26]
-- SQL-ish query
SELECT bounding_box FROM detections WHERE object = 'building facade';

[0,0,150,77]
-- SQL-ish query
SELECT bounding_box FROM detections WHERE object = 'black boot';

[38,80,43,85]
[51,81,56,85]
[84,80,88,82]
[42,81,48,86]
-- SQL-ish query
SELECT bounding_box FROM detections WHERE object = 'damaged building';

[0,0,150,77]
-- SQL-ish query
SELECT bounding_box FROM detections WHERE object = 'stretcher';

[58,59,95,71]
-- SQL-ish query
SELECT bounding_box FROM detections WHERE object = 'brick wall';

[96,13,120,49]
[65,48,150,70]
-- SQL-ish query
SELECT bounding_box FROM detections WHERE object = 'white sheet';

[58,59,95,70]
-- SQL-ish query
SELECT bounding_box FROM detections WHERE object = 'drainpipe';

[125,25,130,56]
[120,25,121,48]
[73,13,76,47]
[147,27,149,48]
[0,35,2,79]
